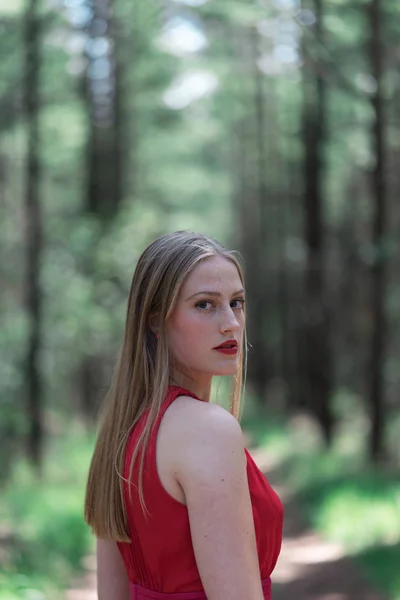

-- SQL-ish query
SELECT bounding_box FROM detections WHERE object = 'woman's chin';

[213,366,239,377]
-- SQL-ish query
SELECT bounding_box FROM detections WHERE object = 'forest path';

[251,446,387,600]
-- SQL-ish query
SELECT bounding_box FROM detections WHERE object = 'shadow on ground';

[272,544,386,600]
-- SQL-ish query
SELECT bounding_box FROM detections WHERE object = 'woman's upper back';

[117,386,283,594]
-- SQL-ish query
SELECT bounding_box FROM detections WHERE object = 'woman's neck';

[169,369,212,402]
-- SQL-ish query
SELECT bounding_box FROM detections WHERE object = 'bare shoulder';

[165,396,263,600]
[165,395,245,457]
[162,395,246,482]
[166,394,242,429]
[156,396,244,505]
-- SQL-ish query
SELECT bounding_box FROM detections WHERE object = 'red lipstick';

[213,340,238,355]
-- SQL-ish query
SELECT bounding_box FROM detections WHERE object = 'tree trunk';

[367,0,387,461]
[110,5,124,210]
[85,0,124,219]
[301,0,334,444]
[228,24,272,400]
[248,25,274,398]
[23,0,44,472]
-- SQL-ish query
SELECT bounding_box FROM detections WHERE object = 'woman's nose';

[220,307,240,333]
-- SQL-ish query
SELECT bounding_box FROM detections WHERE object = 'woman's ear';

[148,313,160,336]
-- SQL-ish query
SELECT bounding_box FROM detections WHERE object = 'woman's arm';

[172,399,265,600]
[96,539,130,600]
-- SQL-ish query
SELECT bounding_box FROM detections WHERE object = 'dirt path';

[64,554,97,600]
[251,447,387,600]
[65,448,388,600]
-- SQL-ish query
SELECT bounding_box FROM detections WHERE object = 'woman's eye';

[195,299,245,310]
[196,300,213,310]
[231,298,245,309]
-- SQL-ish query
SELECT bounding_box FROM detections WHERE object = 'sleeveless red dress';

[117,386,283,599]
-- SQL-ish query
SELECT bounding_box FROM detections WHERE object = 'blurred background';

[0,0,399,598]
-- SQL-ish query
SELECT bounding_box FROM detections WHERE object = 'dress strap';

[163,385,202,410]
[130,576,272,600]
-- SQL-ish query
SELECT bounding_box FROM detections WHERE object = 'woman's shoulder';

[166,394,242,438]
[162,395,245,473]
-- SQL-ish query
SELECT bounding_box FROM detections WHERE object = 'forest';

[0,0,399,598]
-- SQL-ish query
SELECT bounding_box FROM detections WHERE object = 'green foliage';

[244,392,400,600]
[357,544,400,599]
[0,429,95,599]
[296,467,400,599]
[310,477,400,550]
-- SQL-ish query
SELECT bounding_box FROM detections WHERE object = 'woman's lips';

[213,341,238,356]
[214,347,238,355]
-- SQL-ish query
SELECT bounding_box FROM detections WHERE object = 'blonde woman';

[84,231,283,600]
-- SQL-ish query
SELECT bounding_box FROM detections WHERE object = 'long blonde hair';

[84,231,247,542]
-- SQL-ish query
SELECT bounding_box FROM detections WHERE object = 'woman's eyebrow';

[185,288,245,301]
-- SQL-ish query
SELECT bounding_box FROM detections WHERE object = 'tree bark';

[23,0,44,472]
[85,0,124,220]
[228,24,272,400]
[367,0,387,461]
[301,0,334,444]
[248,26,274,398]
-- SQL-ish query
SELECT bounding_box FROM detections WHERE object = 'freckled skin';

[166,256,245,399]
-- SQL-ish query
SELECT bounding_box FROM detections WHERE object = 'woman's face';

[166,255,245,381]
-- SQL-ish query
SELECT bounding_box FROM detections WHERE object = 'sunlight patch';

[163,70,218,110]
[0,0,23,14]
[157,16,207,56]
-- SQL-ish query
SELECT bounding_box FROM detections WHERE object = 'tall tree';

[367,0,387,460]
[78,0,128,421]
[230,23,274,400]
[300,0,334,443]
[23,0,44,471]
[249,24,274,397]
[85,0,125,220]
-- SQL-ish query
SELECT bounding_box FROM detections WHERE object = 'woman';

[84,231,283,600]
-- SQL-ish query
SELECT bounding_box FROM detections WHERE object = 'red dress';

[118,386,283,599]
